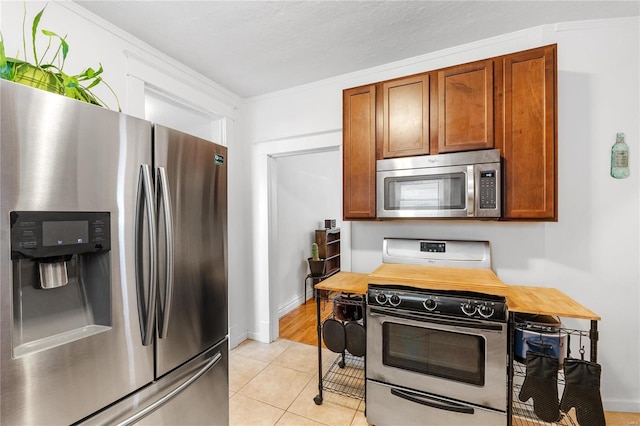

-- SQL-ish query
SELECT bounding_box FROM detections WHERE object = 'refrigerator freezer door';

[153,125,228,377]
[0,80,155,424]
[78,338,229,426]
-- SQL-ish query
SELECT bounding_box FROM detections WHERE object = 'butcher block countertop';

[368,264,509,296]
[507,285,600,320]
[314,264,599,320]
[314,272,369,295]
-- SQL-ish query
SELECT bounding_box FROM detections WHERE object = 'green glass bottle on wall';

[610,132,629,179]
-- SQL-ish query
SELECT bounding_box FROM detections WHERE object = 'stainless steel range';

[366,238,509,426]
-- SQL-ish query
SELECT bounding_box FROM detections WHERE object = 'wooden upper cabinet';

[343,84,377,220]
[497,45,557,220]
[341,44,558,222]
[437,60,494,153]
[382,74,430,158]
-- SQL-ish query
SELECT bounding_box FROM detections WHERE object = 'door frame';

[253,130,345,342]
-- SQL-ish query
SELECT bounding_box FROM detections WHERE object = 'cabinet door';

[343,85,377,219]
[383,74,430,158]
[498,45,557,220]
[437,60,494,153]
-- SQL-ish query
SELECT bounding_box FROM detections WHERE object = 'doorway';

[272,149,341,318]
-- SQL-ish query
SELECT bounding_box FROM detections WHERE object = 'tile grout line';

[231,339,363,426]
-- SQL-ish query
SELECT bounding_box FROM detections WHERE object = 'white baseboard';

[278,294,306,318]
[228,326,248,350]
[603,398,640,413]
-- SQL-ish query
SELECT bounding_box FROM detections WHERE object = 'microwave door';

[397,180,443,210]
[377,165,471,218]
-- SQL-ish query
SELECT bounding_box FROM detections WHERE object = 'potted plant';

[307,243,326,277]
[0,4,120,110]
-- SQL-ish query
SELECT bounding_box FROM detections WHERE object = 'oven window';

[382,322,485,386]
[385,173,465,210]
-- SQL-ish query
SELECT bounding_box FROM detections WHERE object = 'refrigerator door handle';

[115,351,223,426]
[135,164,158,346]
[156,166,174,339]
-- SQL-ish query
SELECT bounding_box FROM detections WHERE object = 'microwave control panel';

[478,171,497,209]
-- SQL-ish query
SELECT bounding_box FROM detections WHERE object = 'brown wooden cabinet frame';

[343,84,377,219]
[342,44,558,222]
[495,45,557,220]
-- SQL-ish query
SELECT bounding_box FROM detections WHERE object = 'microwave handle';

[467,165,475,217]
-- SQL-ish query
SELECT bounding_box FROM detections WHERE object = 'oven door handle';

[369,306,505,331]
[390,388,475,415]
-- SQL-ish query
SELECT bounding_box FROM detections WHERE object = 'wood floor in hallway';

[279,297,332,347]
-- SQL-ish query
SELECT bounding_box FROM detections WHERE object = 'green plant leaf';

[41,29,69,61]
[31,6,47,66]
[64,85,76,99]
[85,76,102,90]
[77,65,103,81]
[63,74,79,88]
[0,32,8,76]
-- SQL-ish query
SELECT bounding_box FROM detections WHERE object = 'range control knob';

[389,294,401,306]
[478,303,495,318]
[461,302,477,316]
[423,298,437,311]
[375,293,388,305]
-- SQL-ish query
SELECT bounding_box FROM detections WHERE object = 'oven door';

[366,305,507,411]
[366,381,507,426]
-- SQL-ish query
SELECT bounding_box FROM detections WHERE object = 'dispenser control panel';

[10,211,110,259]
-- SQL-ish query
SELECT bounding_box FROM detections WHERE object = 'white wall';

[0,1,253,349]
[273,149,342,317]
[243,18,640,412]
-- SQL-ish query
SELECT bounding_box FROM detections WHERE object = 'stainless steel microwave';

[376,149,501,219]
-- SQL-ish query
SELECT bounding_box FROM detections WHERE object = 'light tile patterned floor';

[230,339,368,426]
[230,339,640,426]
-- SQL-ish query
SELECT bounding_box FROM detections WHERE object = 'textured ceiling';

[74,1,640,98]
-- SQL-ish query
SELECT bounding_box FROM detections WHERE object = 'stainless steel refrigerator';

[0,79,228,425]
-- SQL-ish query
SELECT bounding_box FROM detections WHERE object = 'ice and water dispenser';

[10,211,112,357]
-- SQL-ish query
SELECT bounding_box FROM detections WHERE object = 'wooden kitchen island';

[314,265,600,320]
[312,266,601,425]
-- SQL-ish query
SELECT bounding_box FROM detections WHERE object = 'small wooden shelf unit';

[315,228,341,277]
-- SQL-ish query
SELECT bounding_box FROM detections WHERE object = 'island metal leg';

[314,286,323,405]
[507,313,515,426]
[590,320,598,362]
